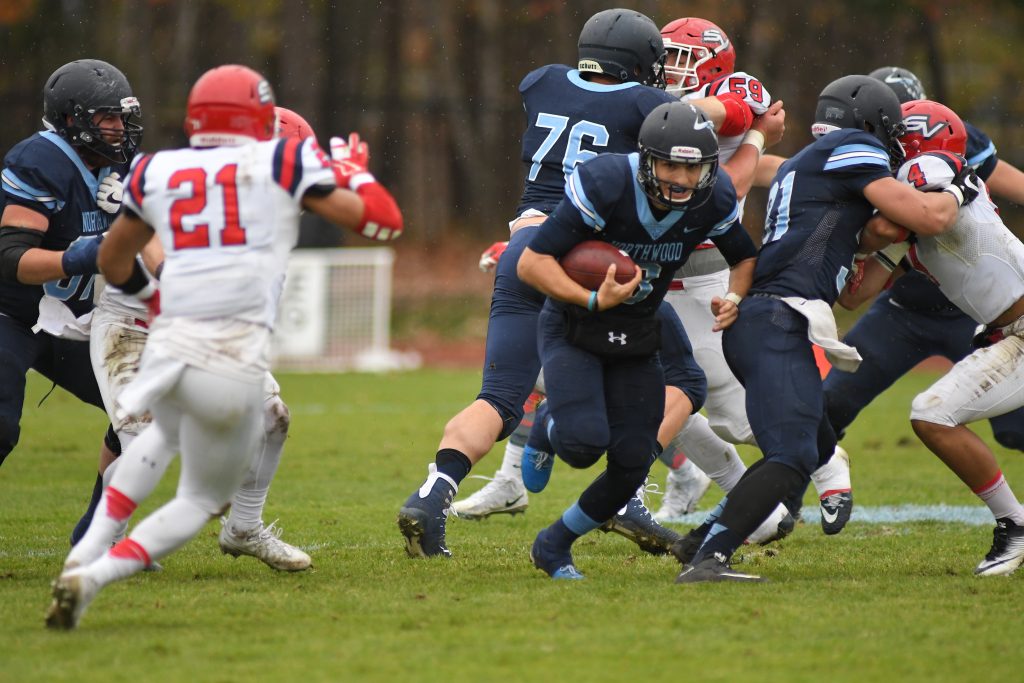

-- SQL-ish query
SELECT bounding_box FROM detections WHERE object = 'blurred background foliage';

[2,0,1024,248]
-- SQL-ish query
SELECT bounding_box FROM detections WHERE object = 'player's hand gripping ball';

[559,240,637,291]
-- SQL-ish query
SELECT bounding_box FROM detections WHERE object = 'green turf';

[1,368,1020,683]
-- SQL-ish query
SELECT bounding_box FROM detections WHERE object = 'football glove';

[944,163,980,207]
[96,172,123,214]
[61,234,104,276]
[479,241,508,272]
[330,133,374,190]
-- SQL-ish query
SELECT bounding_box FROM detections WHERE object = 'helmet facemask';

[663,43,715,96]
[54,96,143,164]
[638,149,717,210]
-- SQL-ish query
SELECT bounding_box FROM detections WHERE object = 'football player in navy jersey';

[0,59,141,543]
[397,8,758,560]
[674,75,978,583]
[811,66,1024,535]
[516,101,757,579]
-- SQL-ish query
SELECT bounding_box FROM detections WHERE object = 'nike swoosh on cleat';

[821,506,840,524]
[504,498,523,507]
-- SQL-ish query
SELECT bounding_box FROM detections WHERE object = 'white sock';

[498,442,524,480]
[669,413,746,492]
[975,472,1024,525]
[228,396,288,532]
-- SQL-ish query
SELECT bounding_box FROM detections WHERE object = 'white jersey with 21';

[122,137,336,328]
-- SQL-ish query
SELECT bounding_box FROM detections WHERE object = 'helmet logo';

[120,96,140,112]
[670,145,701,161]
[257,80,273,104]
[692,116,714,131]
[701,29,725,46]
[903,114,944,138]
[578,59,602,73]
[884,73,924,100]
[824,106,846,121]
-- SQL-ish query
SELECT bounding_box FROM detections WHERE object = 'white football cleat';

[746,503,795,545]
[450,474,528,520]
[812,446,853,535]
[219,519,311,572]
[975,518,1024,576]
[654,460,712,522]
[45,571,99,630]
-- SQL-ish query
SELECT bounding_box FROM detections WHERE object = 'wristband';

[724,292,743,306]
[741,129,766,155]
[942,185,965,207]
[587,290,598,312]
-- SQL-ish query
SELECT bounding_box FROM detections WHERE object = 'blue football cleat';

[530,527,584,580]
[521,445,554,493]
[398,464,456,558]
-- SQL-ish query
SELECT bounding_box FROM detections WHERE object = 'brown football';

[559,240,638,290]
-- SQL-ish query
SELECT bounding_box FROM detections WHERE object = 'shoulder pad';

[897,152,959,191]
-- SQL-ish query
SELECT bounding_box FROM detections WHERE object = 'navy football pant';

[824,291,1024,450]
[537,305,666,523]
[0,313,106,467]
[476,226,546,440]
[722,297,837,479]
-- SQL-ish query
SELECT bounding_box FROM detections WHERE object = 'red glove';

[329,134,374,190]
[848,255,868,295]
[479,241,508,272]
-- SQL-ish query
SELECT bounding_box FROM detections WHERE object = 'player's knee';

[910,391,956,428]
[475,395,522,442]
[555,417,609,468]
[993,429,1024,453]
[264,395,290,437]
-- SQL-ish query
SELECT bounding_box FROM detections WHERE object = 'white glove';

[96,172,123,214]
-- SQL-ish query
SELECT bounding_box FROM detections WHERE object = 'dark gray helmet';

[868,66,927,104]
[577,9,667,88]
[637,101,719,208]
[42,59,142,164]
[813,74,906,170]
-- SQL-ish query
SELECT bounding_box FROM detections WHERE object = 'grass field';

[1,368,1022,683]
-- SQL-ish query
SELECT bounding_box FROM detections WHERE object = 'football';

[559,240,638,290]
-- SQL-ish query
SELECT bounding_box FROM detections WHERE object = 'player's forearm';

[985,160,1024,207]
[722,145,759,199]
[517,247,590,308]
[98,214,154,285]
[754,154,786,189]
[726,257,756,298]
[15,248,66,284]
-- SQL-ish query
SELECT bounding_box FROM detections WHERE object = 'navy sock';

[546,517,580,551]
[526,401,552,452]
[435,448,471,485]
[70,472,103,546]
[692,523,746,563]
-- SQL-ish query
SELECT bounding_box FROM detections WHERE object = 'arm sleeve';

[1,154,68,216]
[822,132,894,194]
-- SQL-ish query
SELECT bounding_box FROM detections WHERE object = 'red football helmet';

[184,65,276,147]
[898,100,967,162]
[274,106,316,140]
[660,18,736,96]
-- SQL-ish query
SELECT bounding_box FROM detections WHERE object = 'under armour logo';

[608,332,628,345]
[903,114,945,139]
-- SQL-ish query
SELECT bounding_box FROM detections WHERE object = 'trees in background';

[2,0,1023,242]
